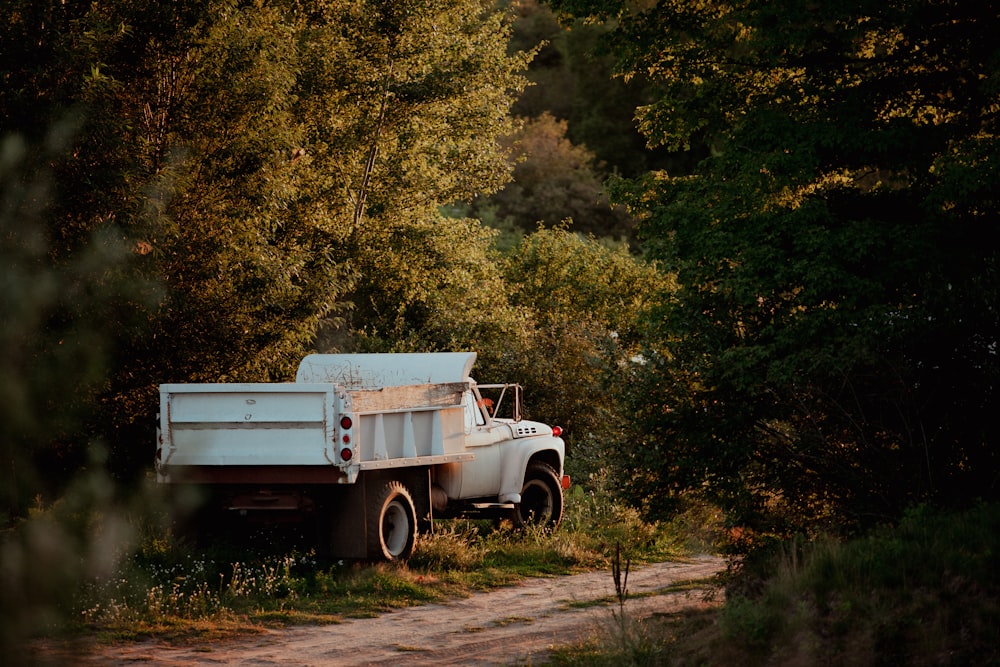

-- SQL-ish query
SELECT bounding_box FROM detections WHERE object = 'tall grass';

[76,547,310,632]
[719,503,1000,665]
[62,484,719,642]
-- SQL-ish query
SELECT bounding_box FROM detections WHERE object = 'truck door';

[455,389,505,497]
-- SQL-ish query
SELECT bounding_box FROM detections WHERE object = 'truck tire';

[512,461,564,529]
[368,480,417,561]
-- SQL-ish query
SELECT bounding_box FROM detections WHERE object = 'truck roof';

[295,352,477,389]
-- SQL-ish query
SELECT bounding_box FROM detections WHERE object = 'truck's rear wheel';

[512,462,564,529]
[367,480,417,561]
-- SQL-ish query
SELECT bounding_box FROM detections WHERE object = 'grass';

[35,488,1000,667]
[30,487,1000,666]
[54,486,721,647]
[75,552,450,640]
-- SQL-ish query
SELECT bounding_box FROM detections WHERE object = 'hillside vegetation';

[3,1,998,664]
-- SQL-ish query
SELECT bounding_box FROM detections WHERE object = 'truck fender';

[497,436,565,503]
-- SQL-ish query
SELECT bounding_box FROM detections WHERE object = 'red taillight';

[552,425,563,437]
[338,414,353,461]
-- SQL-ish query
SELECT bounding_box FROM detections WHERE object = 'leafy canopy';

[553,0,1000,537]
[1,0,532,484]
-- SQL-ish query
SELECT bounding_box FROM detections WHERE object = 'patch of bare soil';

[59,555,725,667]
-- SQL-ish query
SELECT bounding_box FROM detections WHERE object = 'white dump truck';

[156,352,568,560]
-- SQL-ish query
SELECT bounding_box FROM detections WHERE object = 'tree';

[2,0,534,484]
[551,0,1000,538]
[471,113,637,241]
[77,0,358,478]
[497,227,663,481]
[509,0,684,177]
[305,0,535,354]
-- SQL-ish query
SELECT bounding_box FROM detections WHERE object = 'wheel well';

[528,450,561,475]
[363,468,431,525]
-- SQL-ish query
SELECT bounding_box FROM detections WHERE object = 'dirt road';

[72,555,724,666]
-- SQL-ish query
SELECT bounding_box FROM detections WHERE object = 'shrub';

[720,503,1000,665]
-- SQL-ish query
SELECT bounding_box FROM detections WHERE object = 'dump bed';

[157,378,474,483]
[349,382,469,463]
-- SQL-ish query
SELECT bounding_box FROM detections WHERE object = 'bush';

[720,503,1000,665]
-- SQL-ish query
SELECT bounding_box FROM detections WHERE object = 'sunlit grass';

[65,488,721,644]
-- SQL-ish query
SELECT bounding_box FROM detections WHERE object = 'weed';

[611,541,631,619]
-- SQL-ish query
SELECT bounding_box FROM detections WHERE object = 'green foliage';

[0,121,154,506]
[558,0,1000,537]
[562,485,657,559]
[475,0,683,246]
[718,504,1000,665]
[510,0,682,178]
[471,113,637,241]
[495,228,664,481]
[1,104,162,664]
[313,0,534,351]
[343,212,527,354]
[3,0,355,480]
[2,0,534,484]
